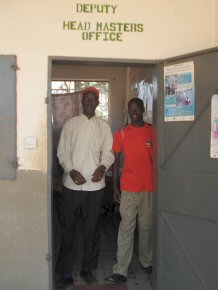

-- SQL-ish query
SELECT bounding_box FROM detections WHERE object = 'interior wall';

[51,63,154,172]
[52,64,155,131]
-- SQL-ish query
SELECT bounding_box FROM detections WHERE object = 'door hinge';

[10,158,20,168]
[11,63,20,71]
[45,97,49,104]
[46,254,51,261]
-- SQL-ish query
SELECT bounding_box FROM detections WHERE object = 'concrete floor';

[53,200,153,290]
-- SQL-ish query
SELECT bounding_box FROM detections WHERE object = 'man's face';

[82,92,99,115]
[128,102,144,123]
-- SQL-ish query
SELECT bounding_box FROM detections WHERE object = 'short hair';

[128,97,144,109]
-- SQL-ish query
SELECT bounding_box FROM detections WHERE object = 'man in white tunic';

[55,87,114,288]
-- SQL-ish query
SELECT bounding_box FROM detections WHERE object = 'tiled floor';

[53,203,153,290]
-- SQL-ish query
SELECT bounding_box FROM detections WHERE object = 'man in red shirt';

[106,97,153,283]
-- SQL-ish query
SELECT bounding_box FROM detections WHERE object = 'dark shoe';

[80,270,97,284]
[105,273,126,284]
[144,266,152,274]
[139,262,153,275]
[56,274,74,289]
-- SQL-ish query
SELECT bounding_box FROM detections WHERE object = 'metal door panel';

[162,211,218,290]
[156,49,218,290]
[161,213,209,290]
[0,56,17,179]
[161,107,216,173]
[159,170,218,221]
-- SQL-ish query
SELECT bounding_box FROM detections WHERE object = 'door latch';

[46,254,51,261]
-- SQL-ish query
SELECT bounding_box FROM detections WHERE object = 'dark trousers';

[55,187,105,275]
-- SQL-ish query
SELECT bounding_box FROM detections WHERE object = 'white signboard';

[210,95,218,158]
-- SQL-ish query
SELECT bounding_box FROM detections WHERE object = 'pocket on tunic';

[91,137,102,163]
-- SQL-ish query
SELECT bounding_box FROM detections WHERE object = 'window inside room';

[52,80,110,121]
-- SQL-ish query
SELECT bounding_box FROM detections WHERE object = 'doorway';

[48,58,158,290]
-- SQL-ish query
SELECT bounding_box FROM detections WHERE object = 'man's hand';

[113,187,121,204]
[70,169,86,185]
[92,165,106,182]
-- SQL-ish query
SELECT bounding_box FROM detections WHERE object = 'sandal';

[105,273,126,284]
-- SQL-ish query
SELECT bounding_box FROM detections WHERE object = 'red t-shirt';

[113,124,153,192]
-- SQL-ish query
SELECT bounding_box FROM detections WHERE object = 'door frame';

[47,56,159,290]
[47,48,217,289]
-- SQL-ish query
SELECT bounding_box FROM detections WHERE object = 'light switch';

[24,137,37,149]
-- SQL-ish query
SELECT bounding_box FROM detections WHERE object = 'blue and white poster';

[164,61,195,121]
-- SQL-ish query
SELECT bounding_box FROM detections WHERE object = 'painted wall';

[0,0,216,171]
[1,0,216,60]
[0,1,217,289]
[0,172,49,290]
[216,0,218,44]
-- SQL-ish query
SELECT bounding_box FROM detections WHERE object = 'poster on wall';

[164,61,195,121]
[210,95,218,158]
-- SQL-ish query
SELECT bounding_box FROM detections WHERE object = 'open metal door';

[156,49,218,290]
